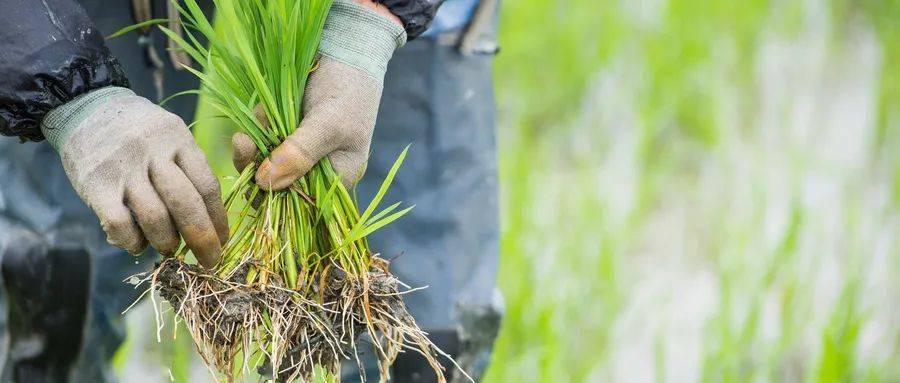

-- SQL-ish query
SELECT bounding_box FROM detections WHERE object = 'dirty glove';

[41,87,228,267]
[232,0,407,190]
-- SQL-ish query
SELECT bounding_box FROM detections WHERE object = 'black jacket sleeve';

[0,0,129,142]
[376,0,445,39]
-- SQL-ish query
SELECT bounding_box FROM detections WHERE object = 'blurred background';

[118,0,900,381]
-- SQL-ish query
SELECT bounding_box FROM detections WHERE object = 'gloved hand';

[41,87,228,267]
[232,0,407,190]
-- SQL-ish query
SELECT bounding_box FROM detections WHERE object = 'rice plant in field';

[486,0,900,382]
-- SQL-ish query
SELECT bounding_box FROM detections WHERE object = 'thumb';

[255,117,340,191]
[231,132,257,172]
[232,104,269,172]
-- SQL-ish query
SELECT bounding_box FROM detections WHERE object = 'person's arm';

[374,0,444,39]
[0,0,228,267]
[0,0,129,141]
[232,0,442,189]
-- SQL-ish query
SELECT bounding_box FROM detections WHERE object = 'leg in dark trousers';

[0,227,90,383]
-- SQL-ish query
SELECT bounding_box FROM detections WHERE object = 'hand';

[231,0,407,190]
[42,87,228,267]
[231,56,383,189]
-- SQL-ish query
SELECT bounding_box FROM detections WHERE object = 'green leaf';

[159,89,200,106]
[105,18,169,39]
[357,145,409,225]
[363,202,402,227]
[344,206,414,245]
[158,26,207,66]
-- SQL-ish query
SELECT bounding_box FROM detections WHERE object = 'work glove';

[41,87,229,267]
[232,0,407,190]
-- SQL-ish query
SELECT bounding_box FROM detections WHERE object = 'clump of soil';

[149,258,464,383]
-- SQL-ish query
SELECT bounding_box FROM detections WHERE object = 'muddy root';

[147,258,468,383]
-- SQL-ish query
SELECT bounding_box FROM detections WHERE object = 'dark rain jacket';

[0,0,444,143]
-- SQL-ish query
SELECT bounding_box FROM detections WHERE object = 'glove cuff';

[41,86,135,151]
[319,0,407,82]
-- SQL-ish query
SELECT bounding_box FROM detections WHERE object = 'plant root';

[148,257,467,383]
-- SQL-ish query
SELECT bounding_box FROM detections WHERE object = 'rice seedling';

[119,0,461,381]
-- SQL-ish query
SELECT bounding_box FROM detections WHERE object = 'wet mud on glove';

[41,87,228,267]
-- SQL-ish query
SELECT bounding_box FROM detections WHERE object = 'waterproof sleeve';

[375,0,445,39]
[0,0,130,142]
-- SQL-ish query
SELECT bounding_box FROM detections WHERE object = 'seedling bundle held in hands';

[132,1,460,381]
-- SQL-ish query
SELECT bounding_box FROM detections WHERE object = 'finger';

[232,132,258,172]
[253,103,271,129]
[232,103,268,172]
[125,181,180,255]
[95,198,148,254]
[255,116,341,191]
[328,149,368,189]
[176,148,229,245]
[150,161,222,268]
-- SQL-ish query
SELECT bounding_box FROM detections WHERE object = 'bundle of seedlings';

[121,0,466,381]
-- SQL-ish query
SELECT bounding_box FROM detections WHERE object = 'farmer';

[0,0,500,382]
